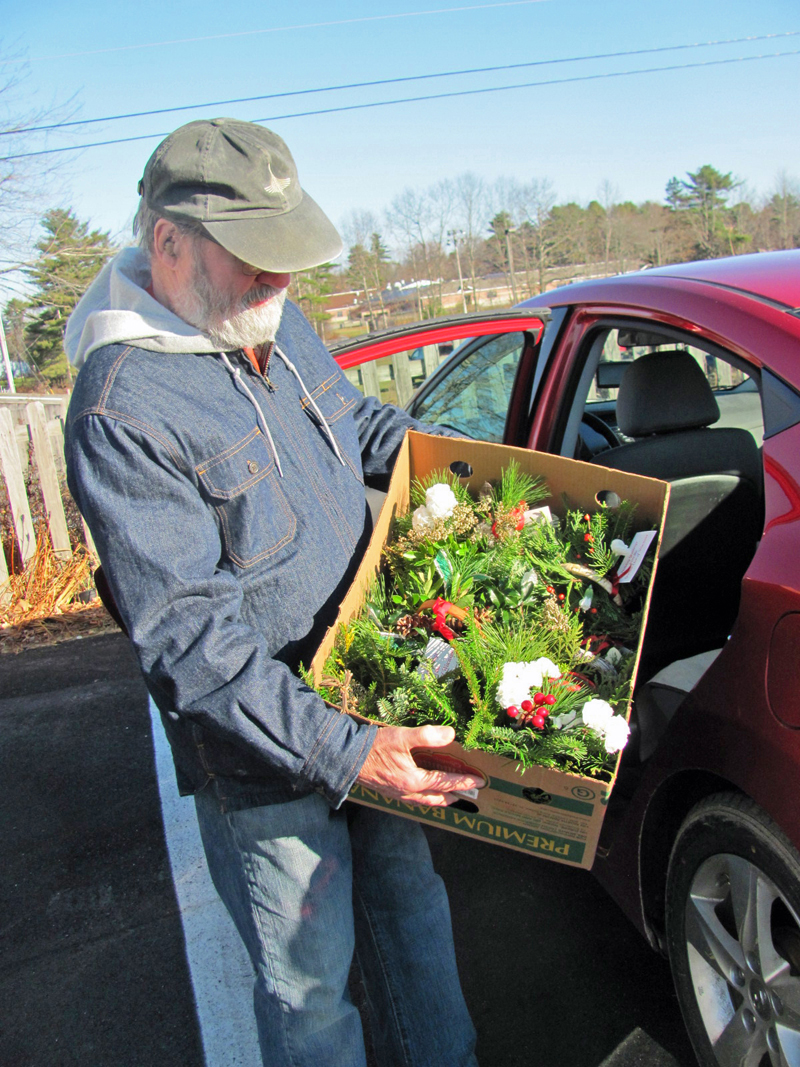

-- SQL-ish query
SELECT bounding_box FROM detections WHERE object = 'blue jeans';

[194,787,478,1067]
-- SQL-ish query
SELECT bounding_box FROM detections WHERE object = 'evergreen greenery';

[313,463,657,782]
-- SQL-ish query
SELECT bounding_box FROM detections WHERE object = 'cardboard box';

[311,431,669,869]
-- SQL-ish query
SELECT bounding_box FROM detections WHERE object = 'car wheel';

[666,792,800,1067]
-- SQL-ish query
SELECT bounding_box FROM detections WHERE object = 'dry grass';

[1,438,120,652]
[0,524,118,654]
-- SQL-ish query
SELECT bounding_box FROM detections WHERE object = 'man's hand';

[356,724,486,807]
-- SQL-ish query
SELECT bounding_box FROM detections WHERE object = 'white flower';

[535,657,561,680]
[496,662,534,708]
[605,647,622,667]
[578,587,593,612]
[581,698,615,732]
[425,483,458,520]
[610,539,629,556]
[603,716,631,754]
[412,506,435,533]
[496,658,562,709]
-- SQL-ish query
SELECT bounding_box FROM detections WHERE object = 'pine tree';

[293,262,335,341]
[22,208,115,386]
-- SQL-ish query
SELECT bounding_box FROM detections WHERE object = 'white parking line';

[148,697,262,1067]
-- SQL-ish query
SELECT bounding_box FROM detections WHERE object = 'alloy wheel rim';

[685,852,800,1066]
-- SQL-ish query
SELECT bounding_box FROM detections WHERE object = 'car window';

[408,331,527,441]
[585,329,764,448]
[341,340,465,407]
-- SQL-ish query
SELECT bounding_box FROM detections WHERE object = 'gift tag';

[590,656,618,675]
[417,637,459,678]
[616,530,657,583]
[524,505,552,526]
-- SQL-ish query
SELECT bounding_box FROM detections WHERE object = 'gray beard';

[172,246,287,349]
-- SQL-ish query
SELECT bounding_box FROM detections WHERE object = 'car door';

[329,309,550,444]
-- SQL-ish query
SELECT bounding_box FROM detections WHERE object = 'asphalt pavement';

[0,632,698,1067]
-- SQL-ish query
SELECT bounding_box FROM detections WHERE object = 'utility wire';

[0,2,551,64]
[3,31,796,137]
[2,49,798,163]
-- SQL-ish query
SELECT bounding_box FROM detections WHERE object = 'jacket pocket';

[196,429,296,568]
[300,371,356,425]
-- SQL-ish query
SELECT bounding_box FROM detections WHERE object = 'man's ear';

[152,218,187,268]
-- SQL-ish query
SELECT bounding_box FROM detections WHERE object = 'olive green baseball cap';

[138,118,343,272]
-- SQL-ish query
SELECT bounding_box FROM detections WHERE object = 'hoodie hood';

[66,245,347,478]
[65,245,221,368]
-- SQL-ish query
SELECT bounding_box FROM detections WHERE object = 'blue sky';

[2,0,799,266]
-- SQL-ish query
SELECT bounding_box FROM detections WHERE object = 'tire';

[666,792,800,1067]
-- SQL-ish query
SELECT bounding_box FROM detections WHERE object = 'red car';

[330,250,800,1067]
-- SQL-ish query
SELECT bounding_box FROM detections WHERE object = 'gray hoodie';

[65,246,220,367]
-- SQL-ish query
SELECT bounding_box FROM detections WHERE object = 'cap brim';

[200,189,343,273]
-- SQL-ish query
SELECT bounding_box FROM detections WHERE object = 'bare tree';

[341,209,391,328]
[0,45,79,289]
[490,178,526,300]
[597,180,620,276]
[386,182,453,317]
[516,177,556,294]
[770,171,800,250]
[454,172,489,310]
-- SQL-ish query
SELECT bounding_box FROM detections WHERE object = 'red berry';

[521,699,533,712]
[540,706,551,718]
[584,533,593,542]
[507,706,520,719]
[546,585,555,595]
[558,593,565,601]
[591,607,598,614]
[533,692,546,705]
[532,713,546,728]
[583,514,591,523]
[543,694,557,706]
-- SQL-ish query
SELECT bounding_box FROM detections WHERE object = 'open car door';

[329,308,550,445]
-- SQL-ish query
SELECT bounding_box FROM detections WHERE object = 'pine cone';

[396,613,431,637]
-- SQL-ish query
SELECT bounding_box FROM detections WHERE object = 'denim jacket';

[65,299,432,810]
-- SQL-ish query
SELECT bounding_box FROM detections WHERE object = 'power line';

[3,31,796,137]
[2,49,798,163]
[0,2,552,64]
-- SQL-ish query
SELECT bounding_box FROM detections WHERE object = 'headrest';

[616,350,720,437]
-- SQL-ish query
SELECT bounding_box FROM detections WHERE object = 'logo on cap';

[265,167,292,198]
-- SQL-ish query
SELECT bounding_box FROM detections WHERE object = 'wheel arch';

[639,769,739,947]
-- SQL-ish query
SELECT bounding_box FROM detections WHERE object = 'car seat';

[591,349,763,678]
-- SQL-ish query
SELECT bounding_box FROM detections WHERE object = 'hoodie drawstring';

[274,345,346,468]
[219,351,284,478]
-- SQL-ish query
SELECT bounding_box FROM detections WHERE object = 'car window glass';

[409,331,526,441]
[341,339,467,407]
[586,329,764,448]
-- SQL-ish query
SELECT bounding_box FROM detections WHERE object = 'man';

[64,118,482,1067]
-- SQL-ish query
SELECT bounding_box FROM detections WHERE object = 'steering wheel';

[579,412,621,457]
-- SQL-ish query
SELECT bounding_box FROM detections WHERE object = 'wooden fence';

[0,398,94,604]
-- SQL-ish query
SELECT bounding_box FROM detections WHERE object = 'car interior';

[561,324,765,765]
